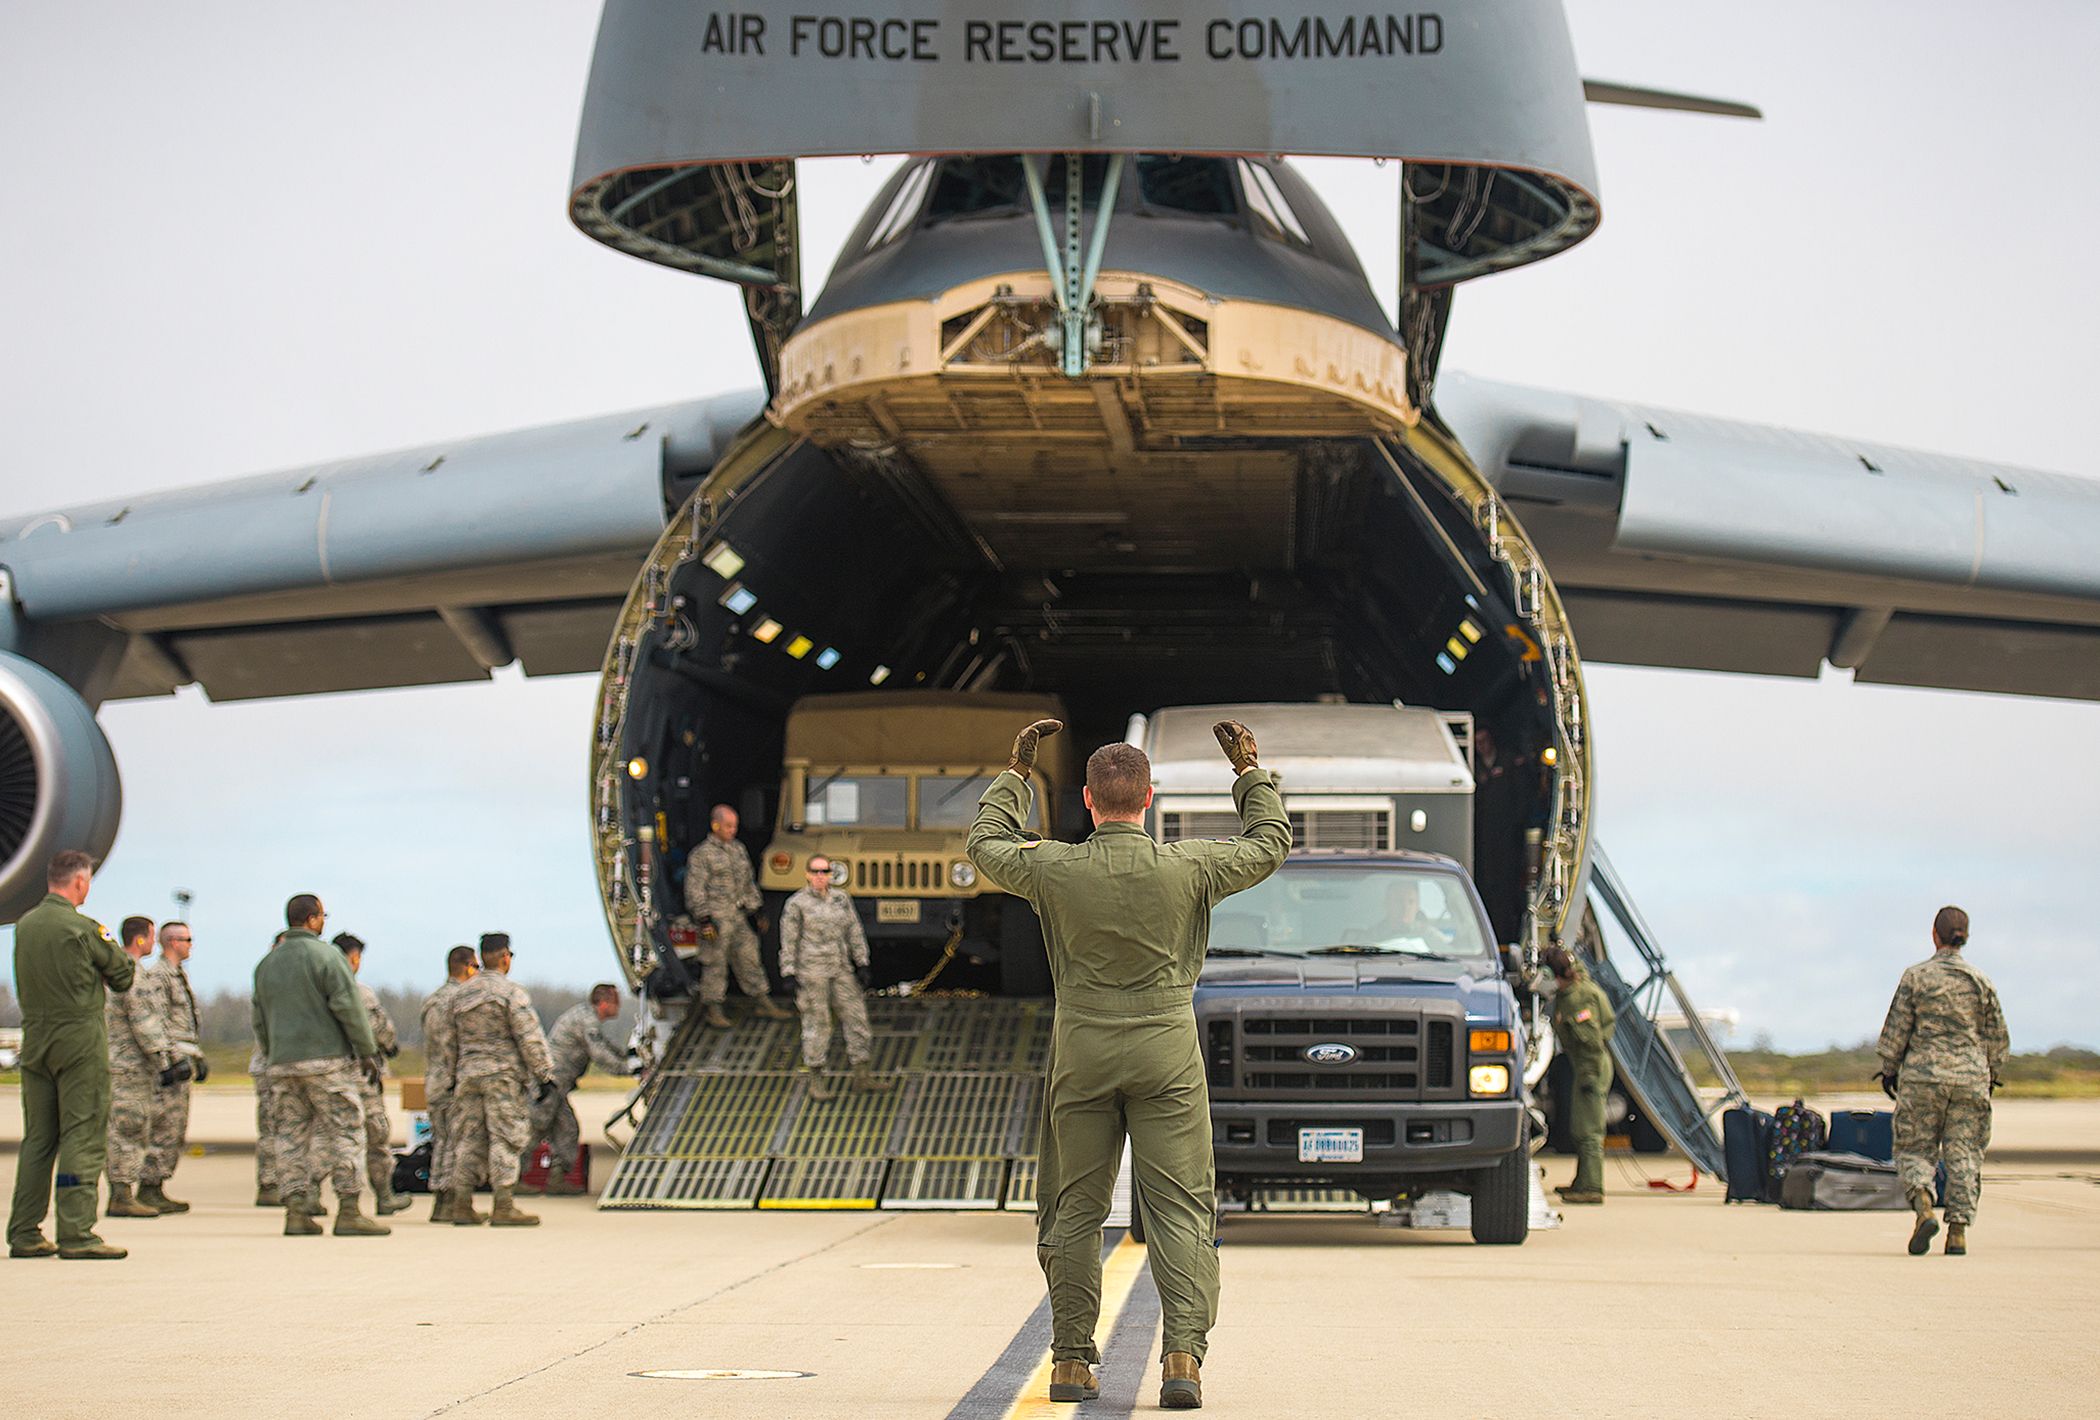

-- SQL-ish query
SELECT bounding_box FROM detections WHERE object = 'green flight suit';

[969,767,1289,1365]
[1552,968,1616,1194]
[8,893,135,1249]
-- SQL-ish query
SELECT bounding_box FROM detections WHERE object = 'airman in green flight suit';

[1545,944,1616,1205]
[970,717,1288,1411]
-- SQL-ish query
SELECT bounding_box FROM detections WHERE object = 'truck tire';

[999,899,1052,997]
[1468,1149,1531,1245]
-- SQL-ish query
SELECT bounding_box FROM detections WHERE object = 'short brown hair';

[121,916,154,946]
[45,850,94,887]
[285,894,321,927]
[1933,905,1970,948]
[590,983,620,1007]
[446,944,477,975]
[1085,743,1153,817]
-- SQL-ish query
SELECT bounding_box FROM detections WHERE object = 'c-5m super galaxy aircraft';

[1,3,2096,1183]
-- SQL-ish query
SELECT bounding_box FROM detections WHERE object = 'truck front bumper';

[1209,1098,1525,1181]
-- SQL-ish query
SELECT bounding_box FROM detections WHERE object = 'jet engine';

[0,652,122,921]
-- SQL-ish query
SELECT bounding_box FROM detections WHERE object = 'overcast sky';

[2,1,2095,1049]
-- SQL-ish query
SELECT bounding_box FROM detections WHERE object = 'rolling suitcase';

[1722,1105,1774,1202]
[1826,1109,1895,1162]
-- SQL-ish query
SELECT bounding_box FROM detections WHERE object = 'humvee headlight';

[829,860,850,885]
[1468,1064,1511,1096]
[950,860,977,889]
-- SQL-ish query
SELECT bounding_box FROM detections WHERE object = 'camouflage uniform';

[779,886,872,1070]
[447,973,554,1189]
[267,1060,367,1201]
[684,834,769,1005]
[527,1003,628,1168]
[1878,947,2009,1225]
[421,980,466,1192]
[141,958,203,1187]
[252,928,378,1207]
[250,1044,284,1194]
[355,982,399,1195]
[105,961,177,1188]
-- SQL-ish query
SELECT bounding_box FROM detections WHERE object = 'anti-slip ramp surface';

[602,997,1054,1211]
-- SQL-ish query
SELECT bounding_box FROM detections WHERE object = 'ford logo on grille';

[1302,1043,1358,1066]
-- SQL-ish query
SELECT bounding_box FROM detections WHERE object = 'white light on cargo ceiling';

[752,618,783,644]
[816,647,841,670]
[869,664,891,685]
[719,583,757,614]
[701,542,745,579]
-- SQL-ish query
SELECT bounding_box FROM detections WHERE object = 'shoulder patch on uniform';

[1018,839,1043,849]
[91,919,117,945]
[1575,1008,1593,1023]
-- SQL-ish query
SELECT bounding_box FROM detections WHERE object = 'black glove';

[191,1056,210,1085]
[1874,1067,1898,1100]
[1212,719,1259,774]
[779,973,798,994]
[360,1056,384,1089]
[750,911,772,935]
[157,1059,194,1088]
[1008,718,1064,781]
[854,963,871,988]
[1989,1076,2001,1096]
[535,1079,557,1105]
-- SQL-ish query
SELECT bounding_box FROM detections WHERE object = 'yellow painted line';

[756,1198,877,1210]
[1002,1235,1148,1419]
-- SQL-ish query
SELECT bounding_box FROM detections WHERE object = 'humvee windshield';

[804,771,1043,830]
[1207,864,1493,962]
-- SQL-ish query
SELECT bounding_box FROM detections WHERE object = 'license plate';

[1298,1127,1364,1163]
[876,899,921,924]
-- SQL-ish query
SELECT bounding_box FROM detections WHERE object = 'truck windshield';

[805,773,910,827]
[1207,866,1493,961]
[919,774,1041,829]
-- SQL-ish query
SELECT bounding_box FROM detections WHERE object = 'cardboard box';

[400,1077,426,1111]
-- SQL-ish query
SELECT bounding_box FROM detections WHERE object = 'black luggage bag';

[1722,1105,1775,1202]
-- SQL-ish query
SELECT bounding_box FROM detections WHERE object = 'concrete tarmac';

[1,1093,2094,1418]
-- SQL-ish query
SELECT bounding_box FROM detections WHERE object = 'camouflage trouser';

[145,1078,193,1185]
[427,1096,457,1191]
[527,1077,582,1170]
[699,915,769,1004]
[105,1069,157,1187]
[1895,1079,1992,1224]
[795,962,871,1070]
[357,1079,392,1196]
[268,1059,366,1203]
[252,1049,285,1191]
[454,1074,531,1188]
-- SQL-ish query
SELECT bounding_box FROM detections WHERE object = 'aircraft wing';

[1437,373,2100,701]
[0,392,762,704]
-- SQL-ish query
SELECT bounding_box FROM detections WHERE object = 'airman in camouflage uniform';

[252,931,289,1207]
[334,934,411,1215]
[139,922,205,1214]
[1877,905,2009,1256]
[252,895,389,1237]
[106,916,179,1218]
[443,933,554,1226]
[685,805,791,1028]
[526,986,632,1194]
[779,857,890,1102]
[421,945,477,1221]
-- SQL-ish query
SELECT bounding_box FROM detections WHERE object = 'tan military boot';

[299,1193,327,1217]
[374,1183,414,1216]
[1048,1361,1099,1403]
[9,1235,59,1258]
[489,1187,541,1227]
[805,1071,837,1102]
[138,1182,189,1214]
[450,1188,488,1226]
[106,1184,159,1218]
[1906,1188,1939,1255]
[753,996,793,1020]
[255,1184,281,1208]
[332,1198,392,1236]
[429,1190,456,1223]
[283,1194,323,1236]
[1945,1223,1968,1256]
[850,1065,895,1093]
[702,1003,733,1028]
[57,1238,128,1260]
[1161,1352,1203,1409]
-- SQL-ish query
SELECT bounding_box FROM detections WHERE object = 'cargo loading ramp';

[602,997,1051,1210]
[1579,846,1748,1180]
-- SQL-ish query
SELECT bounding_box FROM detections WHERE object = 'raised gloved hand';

[1008,718,1064,781]
[1874,1067,1899,1100]
[535,1079,557,1105]
[157,1059,194,1088]
[191,1055,211,1085]
[1212,719,1259,775]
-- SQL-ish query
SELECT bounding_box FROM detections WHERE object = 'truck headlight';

[1468,1064,1511,1096]
[829,860,850,886]
[950,860,977,889]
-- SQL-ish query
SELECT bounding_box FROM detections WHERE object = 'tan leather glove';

[1008,718,1064,780]
[1212,719,1259,775]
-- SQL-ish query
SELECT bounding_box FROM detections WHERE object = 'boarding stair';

[1579,845,1749,1180]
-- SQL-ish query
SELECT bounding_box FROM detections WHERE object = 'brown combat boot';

[850,1065,895,1094]
[57,1238,127,1260]
[374,1182,414,1216]
[1945,1223,1968,1256]
[138,1182,189,1214]
[753,996,793,1020]
[450,1188,488,1226]
[255,1184,281,1208]
[805,1071,837,1102]
[106,1184,159,1218]
[283,1193,323,1236]
[332,1197,392,1236]
[9,1235,59,1258]
[1161,1352,1203,1409]
[1048,1361,1099,1403]
[430,1190,456,1223]
[702,1002,733,1028]
[1906,1188,1939,1255]
[489,1186,540,1227]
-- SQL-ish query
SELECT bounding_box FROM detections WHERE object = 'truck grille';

[845,856,947,892]
[1161,809,1390,850]
[1202,1007,1459,1101]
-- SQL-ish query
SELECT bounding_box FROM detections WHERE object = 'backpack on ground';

[1764,1099,1827,1201]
